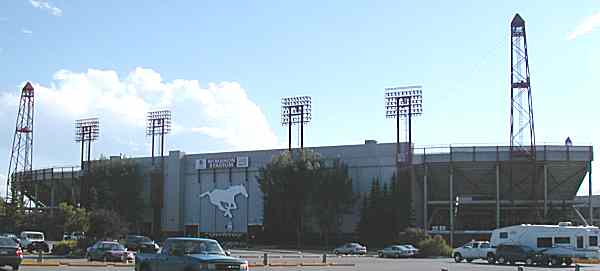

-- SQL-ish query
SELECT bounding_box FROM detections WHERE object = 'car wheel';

[564,258,573,266]
[378,252,383,258]
[87,254,93,261]
[550,257,560,266]
[11,265,19,270]
[466,259,473,263]
[103,255,109,262]
[454,253,463,263]
[487,254,496,264]
[497,256,506,264]
[395,253,401,258]
[525,257,533,266]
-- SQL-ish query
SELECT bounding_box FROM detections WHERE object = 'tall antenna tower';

[5,82,35,207]
[510,13,535,155]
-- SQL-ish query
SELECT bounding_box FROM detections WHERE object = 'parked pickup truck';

[453,241,496,263]
[135,237,248,271]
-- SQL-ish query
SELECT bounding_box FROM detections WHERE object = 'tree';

[88,209,128,239]
[258,150,356,247]
[311,159,356,248]
[84,157,144,231]
[59,203,90,234]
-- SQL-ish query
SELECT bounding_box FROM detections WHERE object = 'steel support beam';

[589,161,593,225]
[449,164,454,248]
[496,163,500,228]
[423,164,428,230]
[544,164,548,217]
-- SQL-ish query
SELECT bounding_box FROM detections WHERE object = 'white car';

[453,240,495,263]
[20,231,49,252]
[333,243,367,255]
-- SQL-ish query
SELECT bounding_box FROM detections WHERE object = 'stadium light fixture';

[281,96,312,151]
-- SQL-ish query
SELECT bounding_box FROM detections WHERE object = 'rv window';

[499,232,508,239]
[577,236,584,248]
[555,237,570,244]
[590,236,598,247]
[537,237,552,248]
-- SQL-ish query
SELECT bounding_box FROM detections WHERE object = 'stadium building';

[19,141,593,243]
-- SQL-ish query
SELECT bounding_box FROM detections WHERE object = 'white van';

[490,222,600,260]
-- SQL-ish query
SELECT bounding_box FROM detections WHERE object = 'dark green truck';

[135,237,248,271]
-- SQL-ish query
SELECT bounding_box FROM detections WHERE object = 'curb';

[269,263,300,267]
[301,263,328,266]
[21,262,61,267]
[329,263,356,266]
[574,258,600,264]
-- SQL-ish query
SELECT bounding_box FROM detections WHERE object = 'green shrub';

[52,240,77,255]
[398,227,429,245]
[417,235,452,257]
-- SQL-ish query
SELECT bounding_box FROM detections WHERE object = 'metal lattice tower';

[510,14,536,154]
[5,82,35,207]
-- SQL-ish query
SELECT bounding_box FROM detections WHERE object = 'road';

[7,254,600,270]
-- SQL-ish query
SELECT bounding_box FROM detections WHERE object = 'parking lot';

[6,255,600,271]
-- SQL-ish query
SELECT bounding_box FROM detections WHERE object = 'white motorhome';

[490,222,600,259]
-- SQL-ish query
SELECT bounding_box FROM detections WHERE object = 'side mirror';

[225,250,231,256]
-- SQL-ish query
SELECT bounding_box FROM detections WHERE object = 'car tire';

[378,252,383,258]
[103,255,109,262]
[487,254,496,264]
[564,258,573,266]
[11,265,19,270]
[550,257,560,266]
[525,257,533,266]
[453,253,463,263]
[466,259,473,263]
[497,256,506,264]
[87,254,93,261]
[395,253,400,258]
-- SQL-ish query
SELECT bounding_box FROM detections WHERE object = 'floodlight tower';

[5,82,35,208]
[281,96,312,151]
[385,86,423,164]
[75,118,99,206]
[510,13,535,155]
[146,110,171,238]
[146,110,172,166]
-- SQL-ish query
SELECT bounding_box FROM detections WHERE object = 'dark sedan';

[125,235,159,253]
[87,241,134,262]
[0,237,23,270]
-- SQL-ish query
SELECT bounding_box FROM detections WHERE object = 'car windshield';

[104,243,125,250]
[25,233,43,239]
[0,238,16,246]
[170,240,225,255]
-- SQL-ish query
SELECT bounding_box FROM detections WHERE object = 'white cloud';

[3,68,278,153]
[22,28,33,35]
[29,0,63,16]
[567,12,600,40]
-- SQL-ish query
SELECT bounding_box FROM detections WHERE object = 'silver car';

[333,243,367,255]
[378,245,414,258]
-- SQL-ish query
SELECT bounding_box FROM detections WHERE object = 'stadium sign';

[195,156,249,169]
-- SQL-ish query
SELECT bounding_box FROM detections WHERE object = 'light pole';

[74,118,99,207]
[146,110,172,238]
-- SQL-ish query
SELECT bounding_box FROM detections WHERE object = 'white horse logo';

[199,185,248,218]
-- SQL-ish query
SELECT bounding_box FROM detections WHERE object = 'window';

[577,236,584,248]
[472,243,479,248]
[499,232,508,239]
[480,243,490,248]
[590,236,598,247]
[537,237,553,248]
[554,237,570,244]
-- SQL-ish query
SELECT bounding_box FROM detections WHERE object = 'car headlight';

[240,262,249,270]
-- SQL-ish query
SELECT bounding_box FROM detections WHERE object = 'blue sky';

[0,1,598,194]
